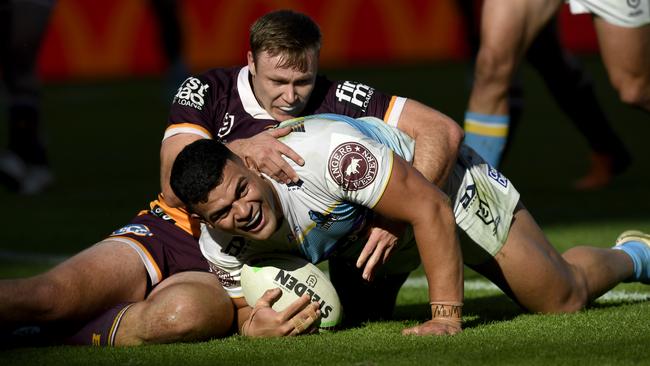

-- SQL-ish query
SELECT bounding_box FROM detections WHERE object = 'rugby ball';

[241,254,343,330]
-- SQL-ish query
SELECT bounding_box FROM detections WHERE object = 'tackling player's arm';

[373,152,464,336]
[161,130,305,208]
[397,99,463,187]
[161,133,205,207]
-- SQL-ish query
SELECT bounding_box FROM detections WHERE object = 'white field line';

[403,275,650,303]
[2,251,648,303]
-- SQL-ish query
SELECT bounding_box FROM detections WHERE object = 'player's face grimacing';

[247,49,318,122]
[193,158,283,241]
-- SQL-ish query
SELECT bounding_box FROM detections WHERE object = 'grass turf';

[1,56,650,364]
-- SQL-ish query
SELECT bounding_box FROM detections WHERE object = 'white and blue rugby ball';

[241,254,343,330]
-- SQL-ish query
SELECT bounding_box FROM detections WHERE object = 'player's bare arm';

[226,127,305,185]
[358,101,463,279]
[160,133,204,207]
[373,153,463,336]
[234,289,321,337]
[398,99,463,186]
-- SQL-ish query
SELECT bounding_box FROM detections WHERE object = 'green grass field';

[1,56,650,365]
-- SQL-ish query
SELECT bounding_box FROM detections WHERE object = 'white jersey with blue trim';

[199,114,415,298]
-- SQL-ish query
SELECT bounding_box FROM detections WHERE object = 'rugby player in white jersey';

[170,114,650,336]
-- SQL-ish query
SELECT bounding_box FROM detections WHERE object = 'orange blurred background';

[37,0,599,81]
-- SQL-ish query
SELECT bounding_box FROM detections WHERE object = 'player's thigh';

[595,20,650,90]
[39,239,148,318]
[480,0,562,60]
[476,204,580,312]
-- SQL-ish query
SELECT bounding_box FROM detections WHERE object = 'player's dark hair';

[250,9,321,71]
[170,139,233,213]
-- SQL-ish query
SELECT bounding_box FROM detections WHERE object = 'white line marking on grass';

[403,275,649,303]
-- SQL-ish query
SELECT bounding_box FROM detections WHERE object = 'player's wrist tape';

[429,301,463,321]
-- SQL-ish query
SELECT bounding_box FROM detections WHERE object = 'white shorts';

[567,0,650,27]
[447,145,520,263]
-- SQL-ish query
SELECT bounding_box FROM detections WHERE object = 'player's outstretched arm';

[236,289,321,337]
[397,99,463,187]
[373,154,463,335]
[357,100,463,279]
[226,127,305,184]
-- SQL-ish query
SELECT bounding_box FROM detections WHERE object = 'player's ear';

[247,51,256,76]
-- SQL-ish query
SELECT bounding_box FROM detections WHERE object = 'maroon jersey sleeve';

[163,68,238,140]
[308,76,406,124]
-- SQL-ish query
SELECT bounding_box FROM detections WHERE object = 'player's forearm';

[234,298,254,334]
[413,202,464,305]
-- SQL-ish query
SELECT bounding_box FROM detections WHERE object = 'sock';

[63,303,134,346]
[463,112,509,167]
[613,241,650,283]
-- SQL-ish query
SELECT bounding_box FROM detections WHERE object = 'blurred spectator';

[0,0,55,194]
[150,0,189,99]
[457,0,631,190]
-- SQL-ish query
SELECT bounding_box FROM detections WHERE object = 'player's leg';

[465,0,562,166]
[0,240,148,327]
[595,20,650,111]
[526,18,631,190]
[0,0,55,194]
[114,271,234,345]
[473,203,634,313]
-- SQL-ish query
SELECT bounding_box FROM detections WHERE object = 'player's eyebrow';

[208,176,246,223]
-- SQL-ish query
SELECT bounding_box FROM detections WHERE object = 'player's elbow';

[446,119,464,153]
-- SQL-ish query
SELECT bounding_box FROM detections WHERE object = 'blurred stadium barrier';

[37,0,599,81]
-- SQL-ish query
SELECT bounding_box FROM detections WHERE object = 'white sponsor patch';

[111,224,153,237]
[334,81,374,112]
[174,77,209,110]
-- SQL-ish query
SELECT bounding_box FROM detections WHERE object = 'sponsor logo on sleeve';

[173,77,210,110]
[328,142,378,191]
[111,224,153,237]
[334,81,375,112]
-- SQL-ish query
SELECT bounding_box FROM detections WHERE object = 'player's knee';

[142,285,234,343]
[29,276,76,320]
[538,275,589,314]
[616,78,650,109]
[474,46,516,88]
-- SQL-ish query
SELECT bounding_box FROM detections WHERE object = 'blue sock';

[464,112,509,167]
[613,241,650,283]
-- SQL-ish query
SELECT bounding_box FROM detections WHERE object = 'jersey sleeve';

[163,71,223,141]
[316,77,407,128]
[198,224,245,298]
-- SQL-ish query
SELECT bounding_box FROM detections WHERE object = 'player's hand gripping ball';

[241,254,343,330]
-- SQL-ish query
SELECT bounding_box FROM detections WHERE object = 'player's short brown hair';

[249,9,322,71]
